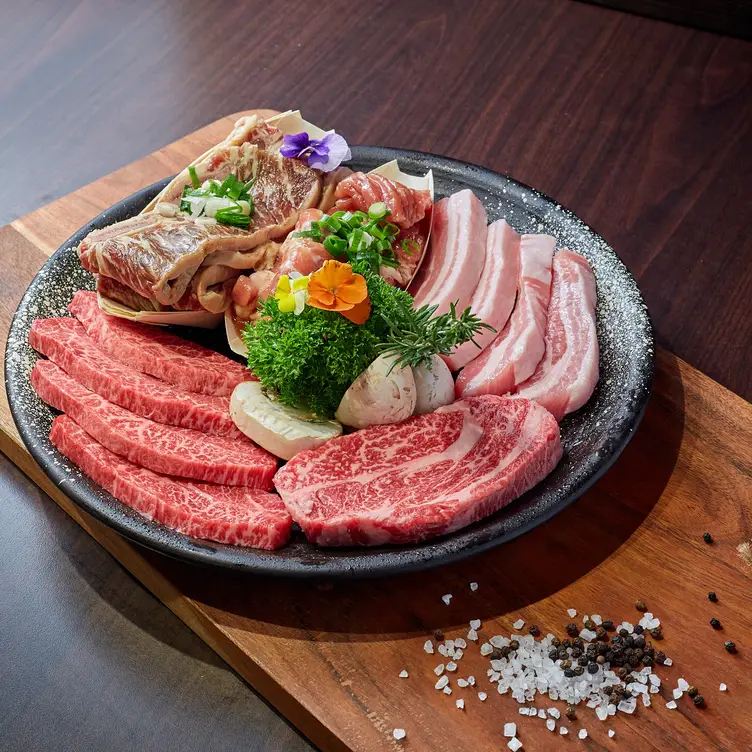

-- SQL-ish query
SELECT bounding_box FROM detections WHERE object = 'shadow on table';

[57,352,686,649]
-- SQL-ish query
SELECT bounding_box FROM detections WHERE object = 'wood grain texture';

[1,113,751,751]
[0,0,750,400]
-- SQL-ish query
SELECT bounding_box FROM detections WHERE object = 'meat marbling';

[456,234,555,398]
[29,317,242,438]
[443,219,521,371]
[50,416,291,549]
[514,250,599,420]
[410,190,487,316]
[32,361,277,488]
[274,395,562,546]
[69,291,249,396]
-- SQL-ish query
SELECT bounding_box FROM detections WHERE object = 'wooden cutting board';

[2,111,751,752]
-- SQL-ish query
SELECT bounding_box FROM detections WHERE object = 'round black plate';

[5,147,653,578]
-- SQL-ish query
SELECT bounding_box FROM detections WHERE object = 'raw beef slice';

[274,396,562,546]
[50,415,291,549]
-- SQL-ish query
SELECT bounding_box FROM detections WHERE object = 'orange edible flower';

[308,260,370,323]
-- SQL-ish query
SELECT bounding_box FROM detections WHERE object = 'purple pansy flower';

[280,131,351,173]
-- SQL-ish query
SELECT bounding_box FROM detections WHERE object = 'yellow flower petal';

[292,275,310,292]
[277,293,296,313]
[275,275,292,300]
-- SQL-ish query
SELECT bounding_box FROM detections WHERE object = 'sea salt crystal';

[467,628,479,641]
[393,728,406,741]
[650,686,660,694]
[664,658,673,666]
[537,709,547,719]
[567,608,577,618]
[443,686,452,695]
[423,640,434,654]
[579,629,597,641]
[438,644,449,657]
[619,698,637,714]
[560,727,568,735]
[399,670,408,678]
[643,694,651,707]
[446,662,458,672]
[591,614,603,625]
[457,678,469,688]
[470,582,479,592]
[519,708,530,716]
[469,619,482,630]
[596,706,609,721]
[480,643,493,656]
[513,619,525,630]
[678,678,689,692]
[478,691,487,701]
[434,664,445,676]
[546,719,556,731]
[620,621,635,634]
[456,699,465,710]
[507,738,523,752]
[454,649,464,661]
[672,688,683,700]
[608,729,616,738]
[468,676,476,686]
[490,635,509,648]
[579,729,588,739]
[548,708,561,719]
[455,638,467,649]
[608,704,617,716]
[720,683,728,692]
[435,676,449,690]
[504,722,517,737]
[649,674,661,687]
[442,594,453,605]
[666,700,677,709]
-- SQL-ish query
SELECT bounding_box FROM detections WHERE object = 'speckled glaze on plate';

[5,147,653,578]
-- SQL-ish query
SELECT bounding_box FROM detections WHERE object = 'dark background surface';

[1,0,750,749]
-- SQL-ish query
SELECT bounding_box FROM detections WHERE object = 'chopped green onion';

[188,166,200,189]
[368,202,388,219]
[324,235,347,255]
[214,208,252,227]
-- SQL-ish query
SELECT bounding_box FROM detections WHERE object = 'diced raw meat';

[334,172,432,229]
[50,415,291,549]
[69,291,249,396]
[514,251,599,420]
[410,190,487,316]
[29,317,242,438]
[456,234,555,398]
[32,361,276,488]
[274,396,562,546]
[443,220,521,371]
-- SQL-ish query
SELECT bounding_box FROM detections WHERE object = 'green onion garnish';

[188,166,200,189]
[368,202,388,219]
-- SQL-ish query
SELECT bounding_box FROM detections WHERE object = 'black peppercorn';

[595,627,606,642]
[703,532,713,544]
[602,620,615,631]
[564,668,575,678]
[551,636,561,647]
[597,643,609,656]
[634,625,644,635]
[625,634,635,647]
[528,625,540,637]
[565,706,576,719]
[596,655,606,665]
[687,686,698,698]
[510,640,520,650]
[566,623,579,636]
[644,646,655,658]
[629,654,641,668]
[571,648,583,659]
[605,649,615,661]
[650,627,663,640]
[490,648,503,660]
[548,648,559,660]
[618,628,629,637]
[635,600,647,612]
[573,638,583,650]
[710,618,722,630]
[562,638,572,649]
[557,648,568,660]
[724,641,737,653]
[642,655,653,667]
[655,650,666,664]
[693,695,705,707]
[574,666,584,676]
[561,659,572,670]
[633,635,646,648]
[708,591,718,602]
[500,645,511,658]
[587,662,599,675]
[617,667,628,679]
[584,619,596,631]
[612,683,626,695]
[434,629,444,641]
[578,656,589,667]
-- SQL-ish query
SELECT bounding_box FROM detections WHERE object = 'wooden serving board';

[2,112,751,752]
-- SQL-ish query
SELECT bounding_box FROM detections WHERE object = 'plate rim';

[5,146,653,578]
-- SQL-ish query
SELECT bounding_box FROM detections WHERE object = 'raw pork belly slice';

[30,317,242,439]
[456,234,555,398]
[514,251,599,420]
[274,396,562,546]
[443,219,521,371]
[50,416,291,549]
[32,361,276,488]
[69,291,249,396]
[410,190,487,316]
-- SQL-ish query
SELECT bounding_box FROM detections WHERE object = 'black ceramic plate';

[5,147,653,578]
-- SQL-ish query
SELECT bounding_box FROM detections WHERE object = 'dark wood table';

[1,1,750,749]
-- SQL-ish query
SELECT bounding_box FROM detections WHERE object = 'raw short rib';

[514,250,599,420]
[32,360,276,488]
[50,415,291,549]
[69,291,249,396]
[274,396,562,546]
